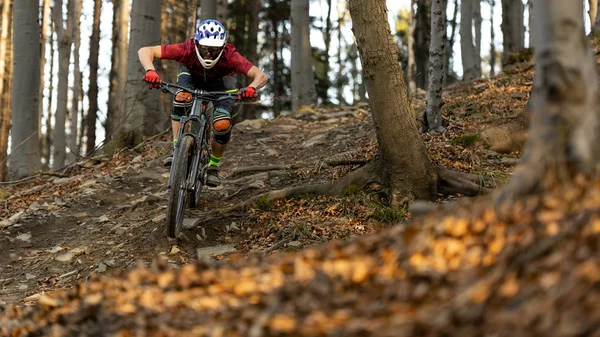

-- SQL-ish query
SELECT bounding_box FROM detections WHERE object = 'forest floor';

[0,57,536,309]
[4,48,600,336]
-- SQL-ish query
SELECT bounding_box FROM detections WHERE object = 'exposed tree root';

[228,159,370,178]
[436,165,491,196]
[188,164,488,230]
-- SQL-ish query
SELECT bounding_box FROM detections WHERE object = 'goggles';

[195,42,223,59]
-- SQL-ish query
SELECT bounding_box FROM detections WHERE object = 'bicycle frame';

[168,96,211,190]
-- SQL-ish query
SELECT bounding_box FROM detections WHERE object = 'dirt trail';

[0,62,534,306]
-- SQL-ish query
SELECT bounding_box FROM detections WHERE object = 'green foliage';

[343,184,362,197]
[450,133,481,147]
[257,195,275,210]
[373,204,407,224]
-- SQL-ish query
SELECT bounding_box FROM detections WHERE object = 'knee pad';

[213,107,232,144]
[171,90,193,121]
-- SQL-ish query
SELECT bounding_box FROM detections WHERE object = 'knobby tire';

[166,135,194,238]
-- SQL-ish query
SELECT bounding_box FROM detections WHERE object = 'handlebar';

[159,81,240,101]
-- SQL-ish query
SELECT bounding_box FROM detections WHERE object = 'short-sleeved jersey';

[161,40,254,80]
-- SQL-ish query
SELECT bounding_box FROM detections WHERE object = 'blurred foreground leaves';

[2,177,600,336]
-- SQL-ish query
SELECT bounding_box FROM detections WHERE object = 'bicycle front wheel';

[166,135,195,238]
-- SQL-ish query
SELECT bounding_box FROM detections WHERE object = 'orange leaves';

[269,315,296,333]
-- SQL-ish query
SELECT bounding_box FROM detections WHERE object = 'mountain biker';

[138,19,268,187]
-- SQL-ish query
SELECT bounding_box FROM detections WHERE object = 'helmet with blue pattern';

[194,19,227,69]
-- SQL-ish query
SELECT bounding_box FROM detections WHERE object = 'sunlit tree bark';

[106,0,129,138]
[497,0,599,203]
[8,0,40,179]
[117,0,163,149]
[291,0,317,111]
[86,0,101,155]
[51,0,75,169]
[423,0,446,132]
[67,0,82,162]
[0,0,12,180]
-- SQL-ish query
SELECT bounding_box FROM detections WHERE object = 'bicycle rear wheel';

[166,135,195,238]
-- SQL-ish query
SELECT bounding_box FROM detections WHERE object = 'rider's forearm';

[138,47,157,71]
[248,72,269,90]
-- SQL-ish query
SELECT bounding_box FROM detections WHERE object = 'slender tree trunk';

[200,0,217,21]
[8,0,40,179]
[444,0,458,85]
[501,0,525,64]
[349,0,437,202]
[424,0,446,132]
[490,0,496,77]
[67,0,82,162]
[473,0,482,77]
[216,0,227,22]
[0,0,10,109]
[336,1,346,106]
[497,0,599,203]
[0,0,12,180]
[38,0,50,155]
[290,0,317,112]
[117,0,163,149]
[415,0,431,90]
[44,19,53,171]
[528,0,534,48]
[270,13,282,117]
[239,0,260,121]
[318,0,333,105]
[460,0,477,81]
[51,0,75,169]
[106,0,129,138]
[408,0,416,95]
[589,0,597,27]
[86,0,101,155]
[594,3,600,34]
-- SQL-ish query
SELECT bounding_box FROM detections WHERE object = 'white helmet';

[194,19,227,69]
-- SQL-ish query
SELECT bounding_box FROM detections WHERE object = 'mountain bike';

[159,82,240,238]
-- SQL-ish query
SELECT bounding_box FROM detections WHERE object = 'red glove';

[238,86,257,100]
[143,69,161,89]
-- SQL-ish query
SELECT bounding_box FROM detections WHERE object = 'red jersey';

[161,40,254,80]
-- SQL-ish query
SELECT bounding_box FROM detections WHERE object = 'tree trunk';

[270,11,282,117]
[460,0,477,81]
[216,0,227,22]
[496,0,599,204]
[67,0,82,162]
[106,0,129,139]
[589,0,597,27]
[290,0,317,112]
[239,0,260,122]
[490,0,496,76]
[51,0,75,169]
[527,0,534,48]
[407,0,417,95]
[0,0,12,180]
[349,0,437,202]
[423,0,446,133]
[501,0,525,64]
[473,0,482,76]
[86,0,101,155]
[336,1,346,106]
[594,2,600,34]
[38,0,50,157]
[318,0,333,105]
[117,0,163,149]
[444,0,458,85]
[200,0,217,21]
[43,19,53,171]
[415,0,431,90]
[8,0,40,179]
